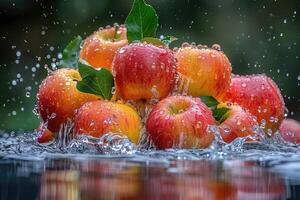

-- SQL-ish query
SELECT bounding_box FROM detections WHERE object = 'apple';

[218,103,259,143]
[218,74,285,136]
[36,123,54,143]
[146,95,216,149]
[73,100,142,144]
[80,25,128,71]
[174,44,232,99]
[113,42,177,101]
[279,118,300,143]
[37,68,99,133]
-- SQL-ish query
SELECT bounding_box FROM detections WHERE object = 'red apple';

[80,25,128,71]
[36,123,54,143]
[218,103,259,143]
[146,96,216,149]
[174,44,232,99]
[73,100,142,144]
[279,118,300,143]
[113,42,177,101]
[37,68,99,133]
[218,74,285,136]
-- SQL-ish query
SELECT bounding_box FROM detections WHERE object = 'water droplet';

[25,91,31,97]
[11,80,17,86]
[119,48,125,54]
[16,51,21,57]
[260,119,266,128]
[223,127,231,133]
[211,44,221,51]
[50,113,56,119]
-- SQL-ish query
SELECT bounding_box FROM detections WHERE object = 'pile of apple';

[35,0,300,148]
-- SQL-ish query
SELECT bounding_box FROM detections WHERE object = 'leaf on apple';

[76,62,114,100]
[161,35,178,46]
[125,0,158,42]
[142,37,166,46]
[59,36,82,69]
[200,96,219,108]
[141,36,178,47]
[200,96,230,124]
[213,107,230,124]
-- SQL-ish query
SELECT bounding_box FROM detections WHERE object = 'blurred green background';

[0,0,299,131]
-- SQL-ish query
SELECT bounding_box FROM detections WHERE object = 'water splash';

[0,126,299,162]
[66,133,136,155]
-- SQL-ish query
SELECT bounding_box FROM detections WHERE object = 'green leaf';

[213,107,230,124]
[142,37,165,46]
[125,0,158,42]
[59,36,82,69]
[200,96,230,124]
[76,62,114,100]
[78,61,96,78]
[161,35,178,46]
[200,96,219,108]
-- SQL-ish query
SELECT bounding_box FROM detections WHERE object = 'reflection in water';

[40,170,80,200]
[0,158,293,200]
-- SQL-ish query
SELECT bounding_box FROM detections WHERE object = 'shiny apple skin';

[113,43,177,101]
[218,103,259,143]
[146,96,216,149]
[37,68,99,133]
[80,25,128,71]
[174,45,232,99]
[218,74,285,135]
[279,118,300,143]
[73,100,142,144]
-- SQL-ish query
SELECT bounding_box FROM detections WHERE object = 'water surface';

[0,133,300,200]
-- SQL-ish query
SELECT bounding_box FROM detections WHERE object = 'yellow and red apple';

[218,103,259,143]
[113,43,177,101]
[218,74,285,135]
[80,25,128,71]
[174,44,232,98]
[35,123,54,143]
[37,68,99,133]
[279,118,300,143]
[73,100,142,144]
[146,96,216,149]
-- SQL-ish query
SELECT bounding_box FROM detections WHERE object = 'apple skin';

[113,43,177,101]
[146,96,216,149]
[218,74,285,135]
[80,25,128,71]
[36,123,54,143]
[37,68,99,133]
[218,103,259,143]
[174,44,232,99]
[279,118,300,143]
[73,100,142,144]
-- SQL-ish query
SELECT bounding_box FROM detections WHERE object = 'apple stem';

[114,25,120,40]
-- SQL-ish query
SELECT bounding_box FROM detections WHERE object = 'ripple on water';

[0,130,299,165]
